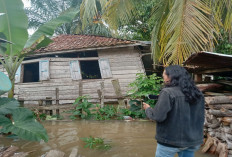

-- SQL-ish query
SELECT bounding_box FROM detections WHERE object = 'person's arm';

[143,90,172,122]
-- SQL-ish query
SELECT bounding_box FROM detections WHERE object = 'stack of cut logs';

[202,91,232,157]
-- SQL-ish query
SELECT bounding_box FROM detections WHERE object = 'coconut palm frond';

[150,0,171,65]
[80,0,98,29]
[223,0,232,32]
[158,0,216,65]
[102,0,138,30]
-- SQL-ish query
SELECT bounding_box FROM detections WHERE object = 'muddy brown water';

[0,120,216,157]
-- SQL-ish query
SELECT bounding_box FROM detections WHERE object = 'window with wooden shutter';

[70,60,81,80]
[15,65,21,83]
[98,58,112,78]
[39,60,50,81]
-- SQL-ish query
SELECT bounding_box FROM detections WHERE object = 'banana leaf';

[0,0,28,56]
[0,108,48,142]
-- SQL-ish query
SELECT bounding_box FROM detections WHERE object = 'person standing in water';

[143,65,205,157]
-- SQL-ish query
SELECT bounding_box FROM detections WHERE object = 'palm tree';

[25,0,82,34]
[80,0,232,66]
[25,0,113,36]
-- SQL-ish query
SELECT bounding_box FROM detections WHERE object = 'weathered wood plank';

[110,66,141,71]
[50,69,70,74]
[111,79,125,106]
[50,66,70,70]
[50,62,69,66]
[112,70,142,75]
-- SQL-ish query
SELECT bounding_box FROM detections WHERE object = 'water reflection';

[0,120,215,157]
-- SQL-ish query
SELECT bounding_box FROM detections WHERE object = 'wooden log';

[209,104,232,110]
[208,138,218,154]
[1,146,18,157]
[196,83,223,92]
[205,92,226,96]
[45,150,65,157]
[208,120,221,129]
[217,142,228,157]
[204,118,221,129]
[222,117,232,126]
[209,109,232,117]
[205,96,232,105]
[202,135,215,153]
[222,126,232,134]
[225,133,232,141]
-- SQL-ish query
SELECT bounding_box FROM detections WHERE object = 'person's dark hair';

[164,65,202,104]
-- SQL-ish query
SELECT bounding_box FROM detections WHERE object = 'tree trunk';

[8,79,14,98]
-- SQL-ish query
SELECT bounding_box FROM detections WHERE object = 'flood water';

[0,120,216,157]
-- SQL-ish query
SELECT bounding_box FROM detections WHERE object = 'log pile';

[203,95,232,157]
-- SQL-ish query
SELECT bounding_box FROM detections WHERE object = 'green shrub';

[67,96,94,120]
[127,73,163,117]
[93,104,117,120]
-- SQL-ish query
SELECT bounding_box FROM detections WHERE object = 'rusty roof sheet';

[35,34,138,53]
[184,51,232,68]
[184,51,232,75]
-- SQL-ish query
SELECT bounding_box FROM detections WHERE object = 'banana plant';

[0,71,48,142]
[0,0,79,98]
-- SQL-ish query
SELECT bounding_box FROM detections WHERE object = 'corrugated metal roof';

[35,34,139,53]
[184,51,232,68]
[184,51,232,75]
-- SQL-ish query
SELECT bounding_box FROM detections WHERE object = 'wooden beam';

[100,81,104,107]
[197,68,232,74]
[111,79,125,106]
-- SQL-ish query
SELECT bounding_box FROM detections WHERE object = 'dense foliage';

[127,73,162,105]
[215,29,232,54]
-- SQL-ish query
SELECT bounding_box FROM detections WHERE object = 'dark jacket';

[145,86,205,148]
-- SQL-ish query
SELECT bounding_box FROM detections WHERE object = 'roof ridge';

[52,34,136,42]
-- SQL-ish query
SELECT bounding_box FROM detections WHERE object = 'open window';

[80,60,102,79]
[70,58,112,80]
[23,62,39,83]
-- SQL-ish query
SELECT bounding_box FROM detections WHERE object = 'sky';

[22,0,35,35]
[22,0,31,8]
